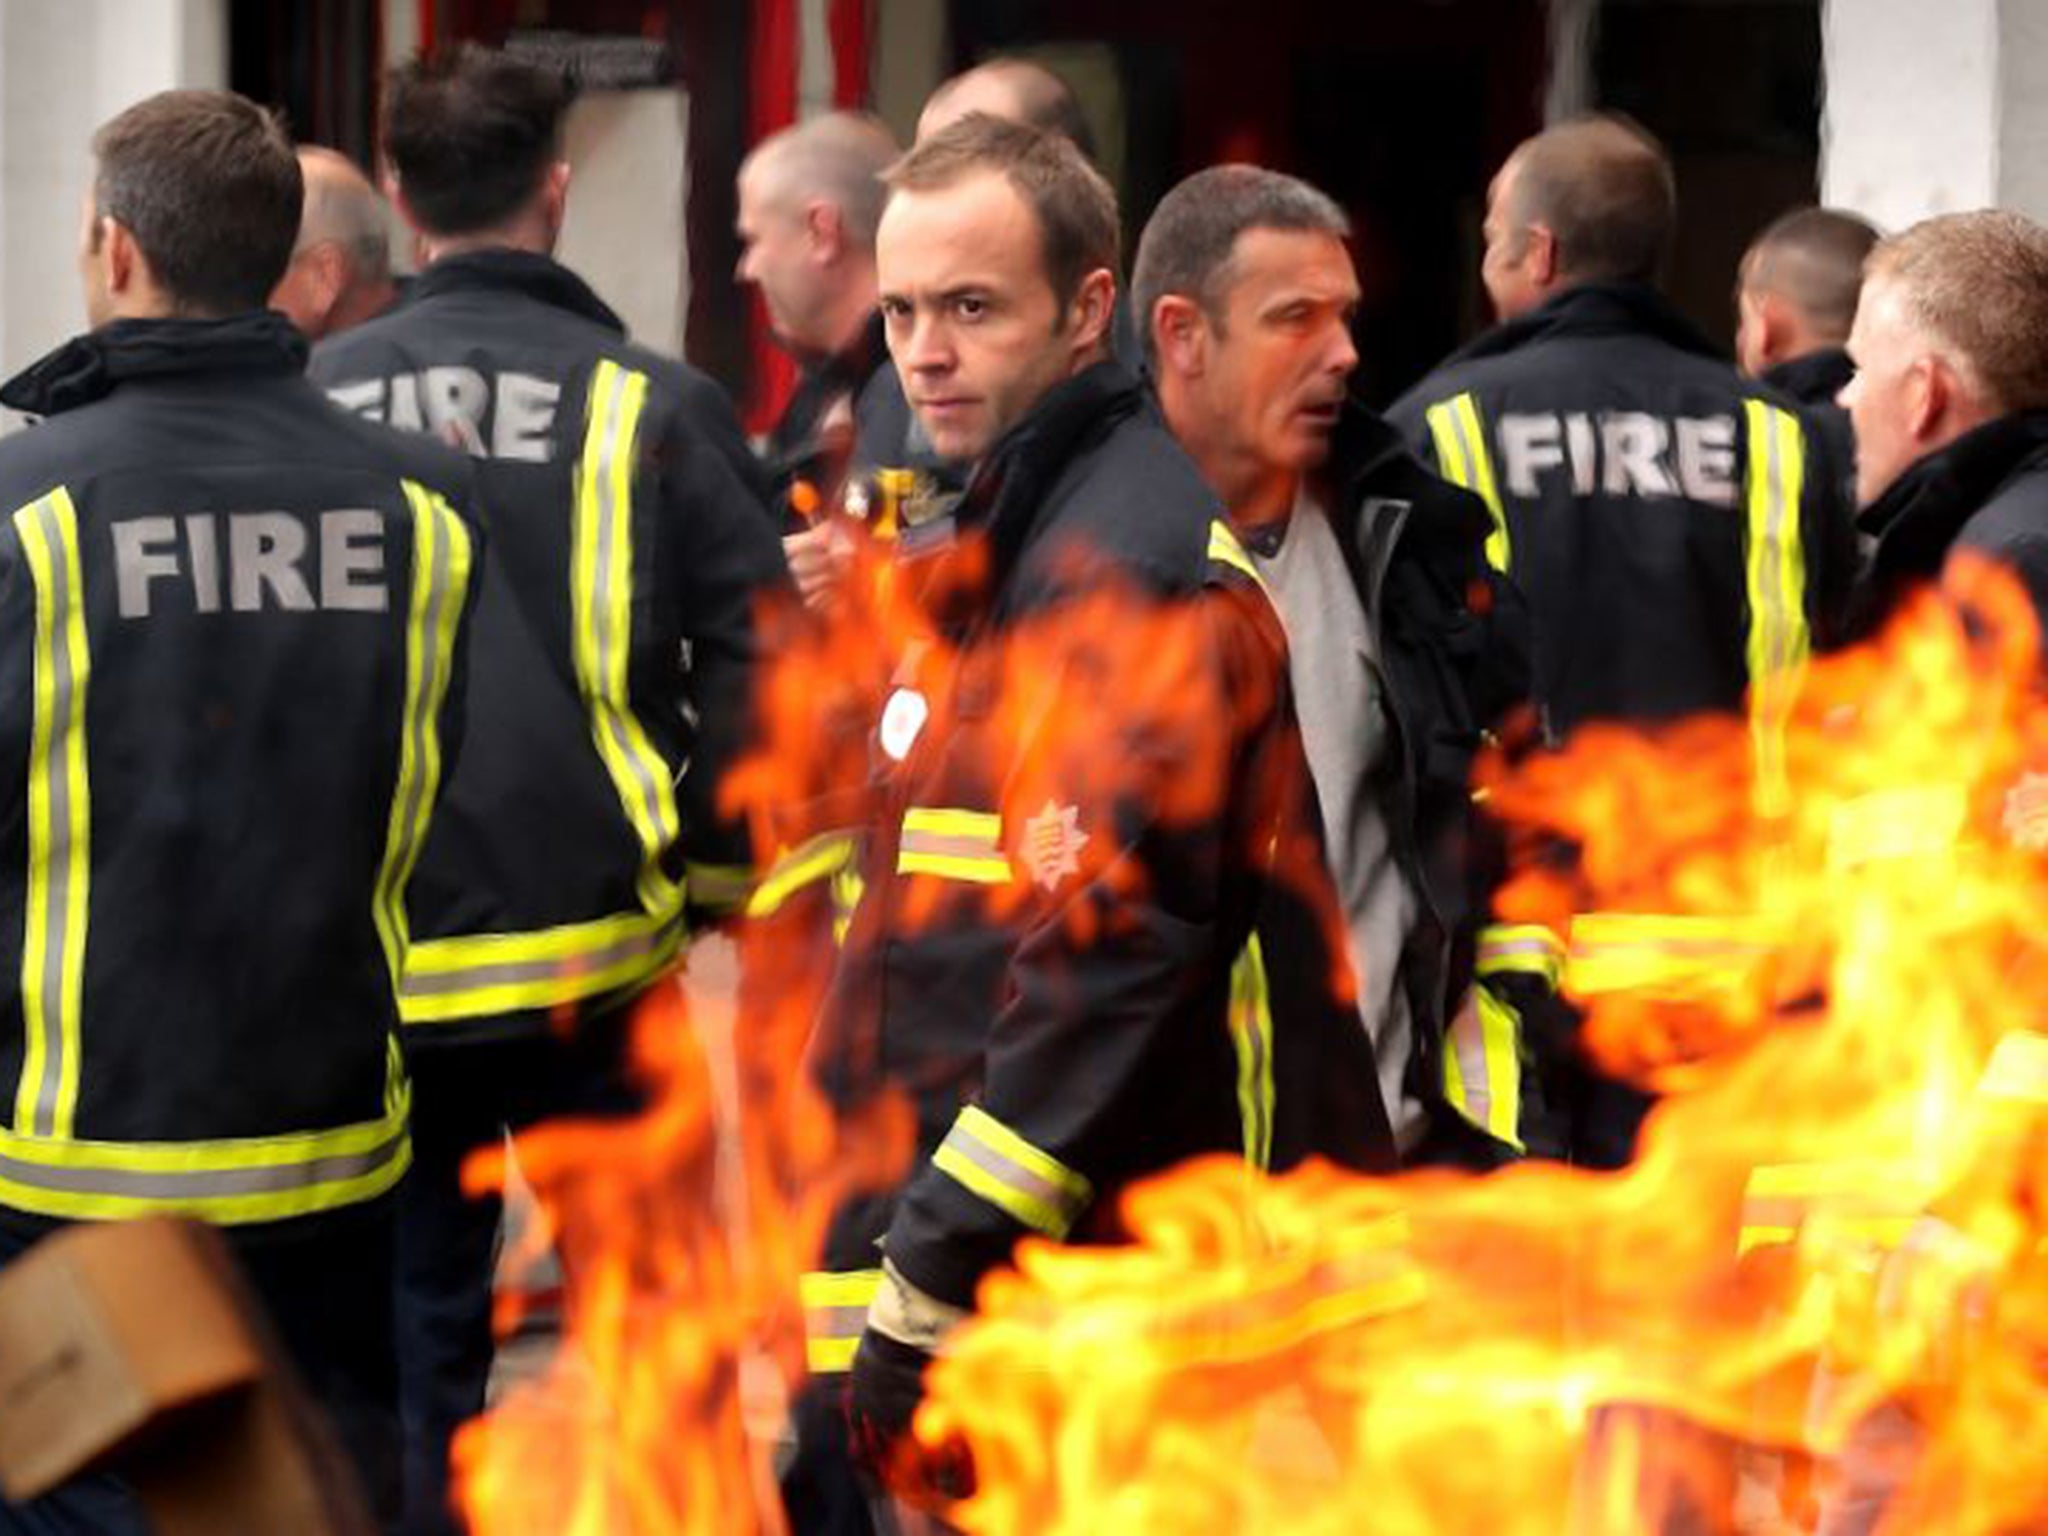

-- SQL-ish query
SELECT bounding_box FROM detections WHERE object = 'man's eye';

[954,296,988,320]
[881,299,911,322]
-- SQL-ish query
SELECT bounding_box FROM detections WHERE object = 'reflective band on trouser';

[1443,985,1523,1150]
[1742,400,1810,816]
[573,358,684,926]
[401,909,683,1023]
[932,1104,1093,1240]
[1565,912,1782,999]
[801,1268,882,1374]
[1737,1160,1926,1258]
[684,860,755,917]
[1228,933,1275,1170]
[0,1109,411,1224]
[1981,1031,2048,1103]
[374,483,474,996]
[1425,393,1509,571]
[747,833,857,919]
[1474,923,1565,989]
[12,490,90,1141]
[1207,519,1270,594]
[897,807,1010,885]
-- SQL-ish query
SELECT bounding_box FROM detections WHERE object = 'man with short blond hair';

[1846,209,2048,646]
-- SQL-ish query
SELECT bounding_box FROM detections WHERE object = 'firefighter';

[1842,210,2048,648]
[271,145,403,343]
[0,90,477,1531]
[1387,116,1856,1167]
[794,114,1396,1520]
[1736,206,1880,502]
[308,46,789,1536]
[1137,165,1537,1167]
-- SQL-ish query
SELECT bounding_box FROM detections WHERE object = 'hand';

[784,521,856,613]
[847,1331,975,1508]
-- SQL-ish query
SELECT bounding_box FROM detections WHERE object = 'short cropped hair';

[928,59,1096,162]
[297,147,392,282]
[382,45,570,236]
[1508,114,1675,285]
[1131,166,1349,367]
[1867,210,2048,415]
[1741,207,1880,340]
[744,112,900,250]
[883,113,1118,310]
[92,90,301,316]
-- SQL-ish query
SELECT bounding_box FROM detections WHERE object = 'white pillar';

[0,0,227,390]
[1822,0,2048,230]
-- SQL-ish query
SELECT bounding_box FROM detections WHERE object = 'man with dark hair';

[1389,117,1855,1167]
[271,145,402,341]
[0,89,477,1531]
[1138,164,1534,1166]
[1736,206,1882,493]
[792,114,1395,1524]
[310,45,788,1536]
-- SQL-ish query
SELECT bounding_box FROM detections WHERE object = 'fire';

[920,561,2048,1535]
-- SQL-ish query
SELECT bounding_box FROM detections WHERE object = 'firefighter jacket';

[1388,281,1855,750]
[310,251,791,1046]
[1847,409,2048,653]
[1253,403,1537,1162]
[804,363,1399,1366]
[0,312,477,1228]
[1762,347,1857,515]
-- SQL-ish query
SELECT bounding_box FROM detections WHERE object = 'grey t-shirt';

[1252,490,1426,1148]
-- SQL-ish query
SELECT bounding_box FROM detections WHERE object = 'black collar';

[1762,347,1854,409]
[960,362,1143,564]
[1440,280,1722,370]
[0,311,308,418]
[1860,412,2048,569]
[407,249,625,334]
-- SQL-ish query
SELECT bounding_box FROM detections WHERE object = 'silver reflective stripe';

[898,831,1002,860]
[939,1122,1073,1212]
[805,1303,869,1339]
[0,1133,405,1200]
[392,494,452,897]
[400,922,675,1001]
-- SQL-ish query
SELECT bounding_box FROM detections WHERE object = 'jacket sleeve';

[878,569,1349,1311]
[656,392,796,923]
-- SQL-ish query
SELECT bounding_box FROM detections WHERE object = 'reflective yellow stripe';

[1566,912,1782,998]
[1206,519,1269,593]
[747,833,857,918]
[683,860,755,915]
[1227,934,1275,1170]
[375,484,472,998]
[1737,1160,1927,1257]
[1981,1031,2048,1103]
[0,1098,410,1225]
[1426,394,1509,571]
[898,807,1010,884]
[1474,922,1564,987]
[401,907,683,1023]
[801,1268,882,1375]
[932,1104,1093,1239]
[573,359,684,923]
[1742,400,1810,815]
[12,491,90,1141]
[1443,985,1524,1150]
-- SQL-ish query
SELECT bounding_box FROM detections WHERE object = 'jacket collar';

[0,311,307,418]
[1762,347,1854,409]
[959,360,1144,565]
[1860,410,2048,571]
[407,248,625,334]
[1439,280,1721,370]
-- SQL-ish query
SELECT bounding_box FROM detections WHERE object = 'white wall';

[0,0,227,382]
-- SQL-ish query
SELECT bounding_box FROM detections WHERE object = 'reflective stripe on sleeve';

[12,490,91,1141]
[1425,393,1509,571]
[801,1268,883,1375]
[1565,912,1782,999]
[1742,400,1810,815]
[683,860,755,916]
[897,807,1010,885]
[1443,985,1524,1150]
[747,832,858,919]
[400,908,683,1023]
[932,1103,1093,1239]
[1228,933,1276,1171]
[1737,1160,1927,1257]
[1474,923,1565,988]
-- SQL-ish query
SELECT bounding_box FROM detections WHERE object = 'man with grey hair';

[1845,209,2048,649]
[1139,164,1534,1167]
[269,145,400,341]
[737,111,898,552]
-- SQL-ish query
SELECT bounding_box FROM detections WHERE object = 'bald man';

[738,111,898,548]
[269,145,399,341]
[916,56,1096,158]
[1390,116,1854,1167]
